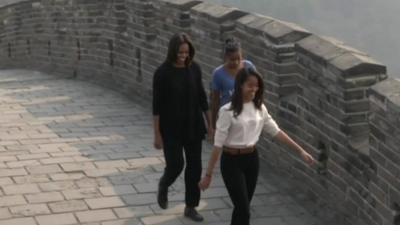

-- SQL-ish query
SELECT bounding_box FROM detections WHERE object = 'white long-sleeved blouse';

[214,102,280,148]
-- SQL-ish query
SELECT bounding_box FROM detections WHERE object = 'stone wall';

[368,80,400,225]
[0,0,399,224]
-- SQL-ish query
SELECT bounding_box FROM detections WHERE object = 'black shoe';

[184,207,204,222]
[157,184,168,209]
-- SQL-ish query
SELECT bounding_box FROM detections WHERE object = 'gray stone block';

[329,52,386,77]
[260,19,310,44]
[158,0,201,10]
[344,99,370,113]
[371,78,400,107]
[296,35,348,65]
[237,13,311,44]
[0,0,29,8]
[191,2,247,23]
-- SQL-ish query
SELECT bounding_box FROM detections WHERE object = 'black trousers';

[159,138,202,207]
[221,150,259,225]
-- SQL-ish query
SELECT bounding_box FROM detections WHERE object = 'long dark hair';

[165,33,195,66]
[230,67,264,117]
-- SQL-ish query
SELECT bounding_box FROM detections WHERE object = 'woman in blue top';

[211,37,256,129]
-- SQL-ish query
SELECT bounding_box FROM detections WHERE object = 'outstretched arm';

[274,131,315,165]
[262,104,314,165]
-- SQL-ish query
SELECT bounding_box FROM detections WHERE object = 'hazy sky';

[206,0,400,78]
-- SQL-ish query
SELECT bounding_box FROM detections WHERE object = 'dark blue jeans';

[221,150,259,225]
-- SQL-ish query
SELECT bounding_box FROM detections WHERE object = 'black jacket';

[152,61,209,141]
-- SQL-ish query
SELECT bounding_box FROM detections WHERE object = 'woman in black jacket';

[152,33,212,222]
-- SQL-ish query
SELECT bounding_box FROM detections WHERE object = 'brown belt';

[223,146,255,155]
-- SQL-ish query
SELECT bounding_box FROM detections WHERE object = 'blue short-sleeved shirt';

[211,60,256,107]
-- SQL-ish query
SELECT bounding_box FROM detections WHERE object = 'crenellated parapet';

[0,1,399,224]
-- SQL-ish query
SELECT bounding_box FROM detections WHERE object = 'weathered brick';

[0,195,27,207]
[36,213,77,225]
[85,196,125,209]
[99,185,136,196]
[39,181,76,191]
[60,162,96,172]
[3,183,40,195]
[0,217,37,225]
[0,208,11,220]
[113,205,153,218]
[10,204,50,216]
[26,192,64,203]
[0,168,27,177]
[76,209,117,223]
[48,200,89,213]
[27,165,62,175]
[63,188,102,200]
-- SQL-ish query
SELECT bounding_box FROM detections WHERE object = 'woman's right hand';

[300,150,315,166]
[154,133,163,150]
[198,176,211,191]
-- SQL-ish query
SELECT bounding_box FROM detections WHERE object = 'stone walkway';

[0,70,328,225]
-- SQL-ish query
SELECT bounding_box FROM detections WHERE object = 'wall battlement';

[0,1,399,224]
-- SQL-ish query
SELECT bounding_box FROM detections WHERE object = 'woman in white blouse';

[199,68,315,225]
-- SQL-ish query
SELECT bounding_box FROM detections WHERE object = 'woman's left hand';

[199,176,211,191]
[300,151,315,166]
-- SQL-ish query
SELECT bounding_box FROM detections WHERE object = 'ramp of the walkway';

[0,70,331,225]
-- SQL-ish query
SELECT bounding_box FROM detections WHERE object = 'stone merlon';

[191,2,247,23]
[159,0,202,11]
[237,14,310,44]
[296,34,386,77]
[370,78,400,110]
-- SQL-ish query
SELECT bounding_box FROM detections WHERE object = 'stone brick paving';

[0,70,330,225]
